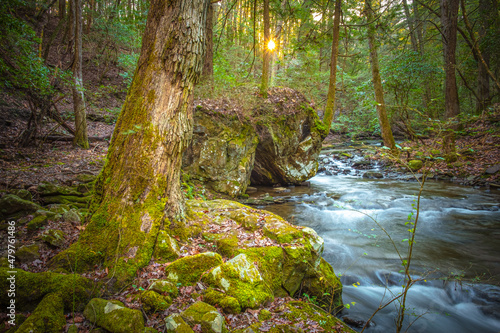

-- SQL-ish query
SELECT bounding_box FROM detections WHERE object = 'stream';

[254,148,500,332]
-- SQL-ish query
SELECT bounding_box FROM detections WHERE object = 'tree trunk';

[322,0,341,130]
[402,0,418,52]
[260,0,270,97]
[51,0,208,287]
[364,0,395,150]
[59,0,65,19]
[202,2,214,82]
[440,0,460,156]
[72,0,89,149]
[476,0,495,112]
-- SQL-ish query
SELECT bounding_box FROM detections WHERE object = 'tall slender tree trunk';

[59,0,66,19]
[72,0,89,149]
[202,2,214,83]
[476,0,495,112]
[51,0,209,287]
[402,0,418,52]
[322,0,341,130]
[440,0,460,156]
[364,0,395,149]
[260,0,270,97]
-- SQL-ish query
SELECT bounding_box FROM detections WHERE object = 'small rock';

[180,301,227,333]
[16,244,40,263]
[362,171,384,179]
[63,209,81,225]
[486,164,500,175]
[408,160,423,171]
[83,298,145,333]
[10,189,32,201]
[41,229,66,247]
[245,186,258,193]
[273,187,290,193]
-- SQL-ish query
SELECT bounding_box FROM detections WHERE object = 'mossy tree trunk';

[440,0,459,156]
[322,0,341,130]
[260,0,270,98]
[364,0,395,150]
[72,0,89,149]
[52,0,208,286]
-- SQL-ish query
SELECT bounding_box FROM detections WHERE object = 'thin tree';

[323,0,342,130]
[71,0,89,149]
[364,0,395,150]
[52,0,209,286]
[260,0,270,98]
[440,0,459,157]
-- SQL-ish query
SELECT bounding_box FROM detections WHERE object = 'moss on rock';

[165,252,223,286]
[41,229,66,247]
[141,290,172,313]
[203,288,241,314]
[149,279,179,298]
[0,268,98,312]
[408,160,423,171]
[203,254,273,309]
[180,301,228,333]
[153,230,180,262]
[262,214,303,244]
[164,313,194,333]
[16,293,66,333]
[0,194,41,218]
[83,298,145,333]
[15,244,40,263]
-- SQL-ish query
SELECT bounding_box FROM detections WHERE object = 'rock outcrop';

[184,88,328,196]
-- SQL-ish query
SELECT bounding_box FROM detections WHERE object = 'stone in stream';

[362,171,384,179]
[485,164,500,174]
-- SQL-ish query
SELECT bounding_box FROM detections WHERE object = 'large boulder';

[16,293,66,333]
[183,107,259,197]
[250,88,328,185]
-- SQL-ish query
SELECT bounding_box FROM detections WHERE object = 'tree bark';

[51,0,209,286]
[59,0,66,19]
[364,0,395,150]
[260,0,270,97]
[322,0,341,130]
[440,0,459,156]
[72,0,89,149]
[202,2,214,81]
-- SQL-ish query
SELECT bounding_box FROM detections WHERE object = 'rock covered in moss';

[37,182,83,197]
[408,159,423,171]
[9,189,32,201]
[180,301,228,333]
[16,293,66,333]
[149,279,179,297]
[83,298,145,333]
[164,313,194,333]
[203,288,241,314]
[41,229,66,247]
[15,244,40,263]
[27,214,49,231]
[250,90,327,185]
[262,214,303,244]
[0,268,97,312]
[183,107,259,197]
[165,252,223,286]
[0,194,41,218]
[203,254,273,309]
[141,290,172,313]
[258,309,272,321]
[63,209,81,224]
[153,230,180,262]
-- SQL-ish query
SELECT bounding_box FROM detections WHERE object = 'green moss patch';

[16,293,66,333]
[83,298,145,333]
[180,301,228,333]
[165,252,223,286]
[203,288,241,314]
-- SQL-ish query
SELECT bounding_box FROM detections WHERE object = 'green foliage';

[118,53,139,89]
[0,0,57,98]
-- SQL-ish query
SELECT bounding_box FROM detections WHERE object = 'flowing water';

[257,154,500,332]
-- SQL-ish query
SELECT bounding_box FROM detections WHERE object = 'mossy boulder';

[408,160,423,171]
[0,194,41,218]
[63,209,81,224]
[164,313,194,333]
[180,301,228,333]
[27,214,49,231]
[0,268,97,312]
[203,288,241,314]
[165,252,223,286]
[203,254,273,309]
[258,309,272,321]
[15,244,40,263]
[16,293,66,333]
[10,189,32,201]
[153,230,180,262]
[183,107,259,197]
[41,229,66,247]
[141,290,172,313]
[262,214,304,244]
[37,182,83,197]
[83,298,145,333]
[251,92,326,185]
[149,279,179,298]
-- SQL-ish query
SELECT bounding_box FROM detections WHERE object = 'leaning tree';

[52,0,209,286]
